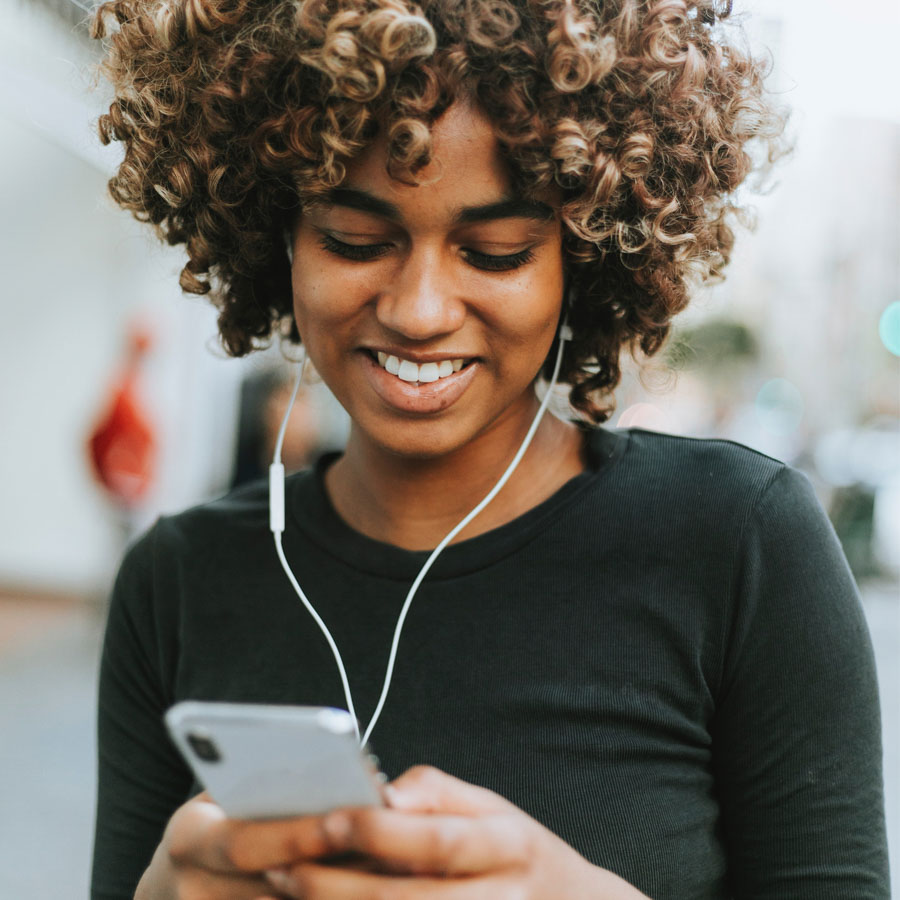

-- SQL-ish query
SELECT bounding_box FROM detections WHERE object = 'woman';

[89,0,889,897]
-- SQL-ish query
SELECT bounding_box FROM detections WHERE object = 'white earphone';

[270,291,573,746]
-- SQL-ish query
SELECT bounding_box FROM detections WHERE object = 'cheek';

[485,261,565,349]
[290,255,366,339]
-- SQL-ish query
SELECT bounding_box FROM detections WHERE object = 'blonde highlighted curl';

[92,0,786,422]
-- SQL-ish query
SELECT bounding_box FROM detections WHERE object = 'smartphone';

[165,701,385,820]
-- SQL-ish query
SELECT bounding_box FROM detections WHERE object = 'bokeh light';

[814,422,900,488]
[754,378,805,436]
[879,302,900,356]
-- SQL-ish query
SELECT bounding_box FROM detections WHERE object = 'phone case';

[165,701,384,819]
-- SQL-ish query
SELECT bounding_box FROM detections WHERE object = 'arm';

[91,524,193,899]
[712,466,889,897]
[91,525,295,900]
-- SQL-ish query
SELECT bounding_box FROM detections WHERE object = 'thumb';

[385,766,516,816]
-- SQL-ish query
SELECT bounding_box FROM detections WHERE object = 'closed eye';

[462,247,536,272]
[318,233,536,272]
[318,233,391,262]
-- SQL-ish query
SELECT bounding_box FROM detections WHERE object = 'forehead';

[338,102,521,224]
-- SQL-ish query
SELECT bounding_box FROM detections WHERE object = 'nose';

[374,245,466,341]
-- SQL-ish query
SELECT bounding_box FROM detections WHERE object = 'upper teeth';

[376,352,465,383]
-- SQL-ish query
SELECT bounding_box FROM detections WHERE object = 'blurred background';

[0,0,897,894]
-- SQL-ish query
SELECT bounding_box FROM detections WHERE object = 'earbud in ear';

[559,284,575,343]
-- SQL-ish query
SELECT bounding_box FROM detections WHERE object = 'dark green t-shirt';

[91,428,889,898]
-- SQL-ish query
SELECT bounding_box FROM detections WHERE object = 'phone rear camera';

[187,732,221,763]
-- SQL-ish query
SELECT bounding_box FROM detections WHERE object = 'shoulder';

[600,425,798,506]
[606,427,787,491]
[113,470,313,592]
[108,477,268,611]
[590,427,822,555]
[151,476,272,550]
[604,429,856,615]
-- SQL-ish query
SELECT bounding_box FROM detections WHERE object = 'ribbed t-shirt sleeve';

[91,523,192,900]
[711,465,889,897]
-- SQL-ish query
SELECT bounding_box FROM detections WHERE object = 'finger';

[166,796,329,874]
[173,864,276,899]
[314,807,531,877]
[166,796,242,873]
[269,862,509,900]
[386,765,518,816]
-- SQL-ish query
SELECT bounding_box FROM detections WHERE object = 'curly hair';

[91,0,785,422]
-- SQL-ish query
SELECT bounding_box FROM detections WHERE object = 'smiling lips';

[374,351,468,384]
[362,349,479,414]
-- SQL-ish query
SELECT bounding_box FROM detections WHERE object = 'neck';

[325,402,587,551]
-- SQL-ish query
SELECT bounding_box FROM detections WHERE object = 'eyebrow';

[323,187,555,226]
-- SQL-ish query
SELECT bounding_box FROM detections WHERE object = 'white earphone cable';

[359,325,569,746]
[272,350,307,468]
[271,321,572,746]
[269,349,364,738]
[272,532,361,734]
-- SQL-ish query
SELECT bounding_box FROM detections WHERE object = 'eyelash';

[317,233,536,272]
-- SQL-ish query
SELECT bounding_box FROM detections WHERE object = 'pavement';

[0,594,103,898]
[0,582,897,898]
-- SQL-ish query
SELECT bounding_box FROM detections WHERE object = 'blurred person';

[89,1,888,898]
[87,326,157,510]
[231,368,325,489]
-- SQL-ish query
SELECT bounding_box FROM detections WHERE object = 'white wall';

[0,0,244,595]
[1,0,897,594]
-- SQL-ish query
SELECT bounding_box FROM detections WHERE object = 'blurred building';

[0,0,245,596]
[616,7,900,579]
[2,0,898,591]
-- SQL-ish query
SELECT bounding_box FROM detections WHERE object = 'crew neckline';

[287,427,628,582]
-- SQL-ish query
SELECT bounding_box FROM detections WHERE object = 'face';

[290,101,565,460]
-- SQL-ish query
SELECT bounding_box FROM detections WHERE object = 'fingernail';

[264,868,298,895]
[323,811,352,842]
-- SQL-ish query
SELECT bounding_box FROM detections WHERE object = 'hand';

[134,791,327,900]
[258,765,651,899]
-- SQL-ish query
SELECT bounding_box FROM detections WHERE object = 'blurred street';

[0,583,896,898]
[0,594,103,898]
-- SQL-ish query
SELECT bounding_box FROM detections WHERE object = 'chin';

[377,428,473,462]
[342,385,536,463]
[350,412,484,462]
